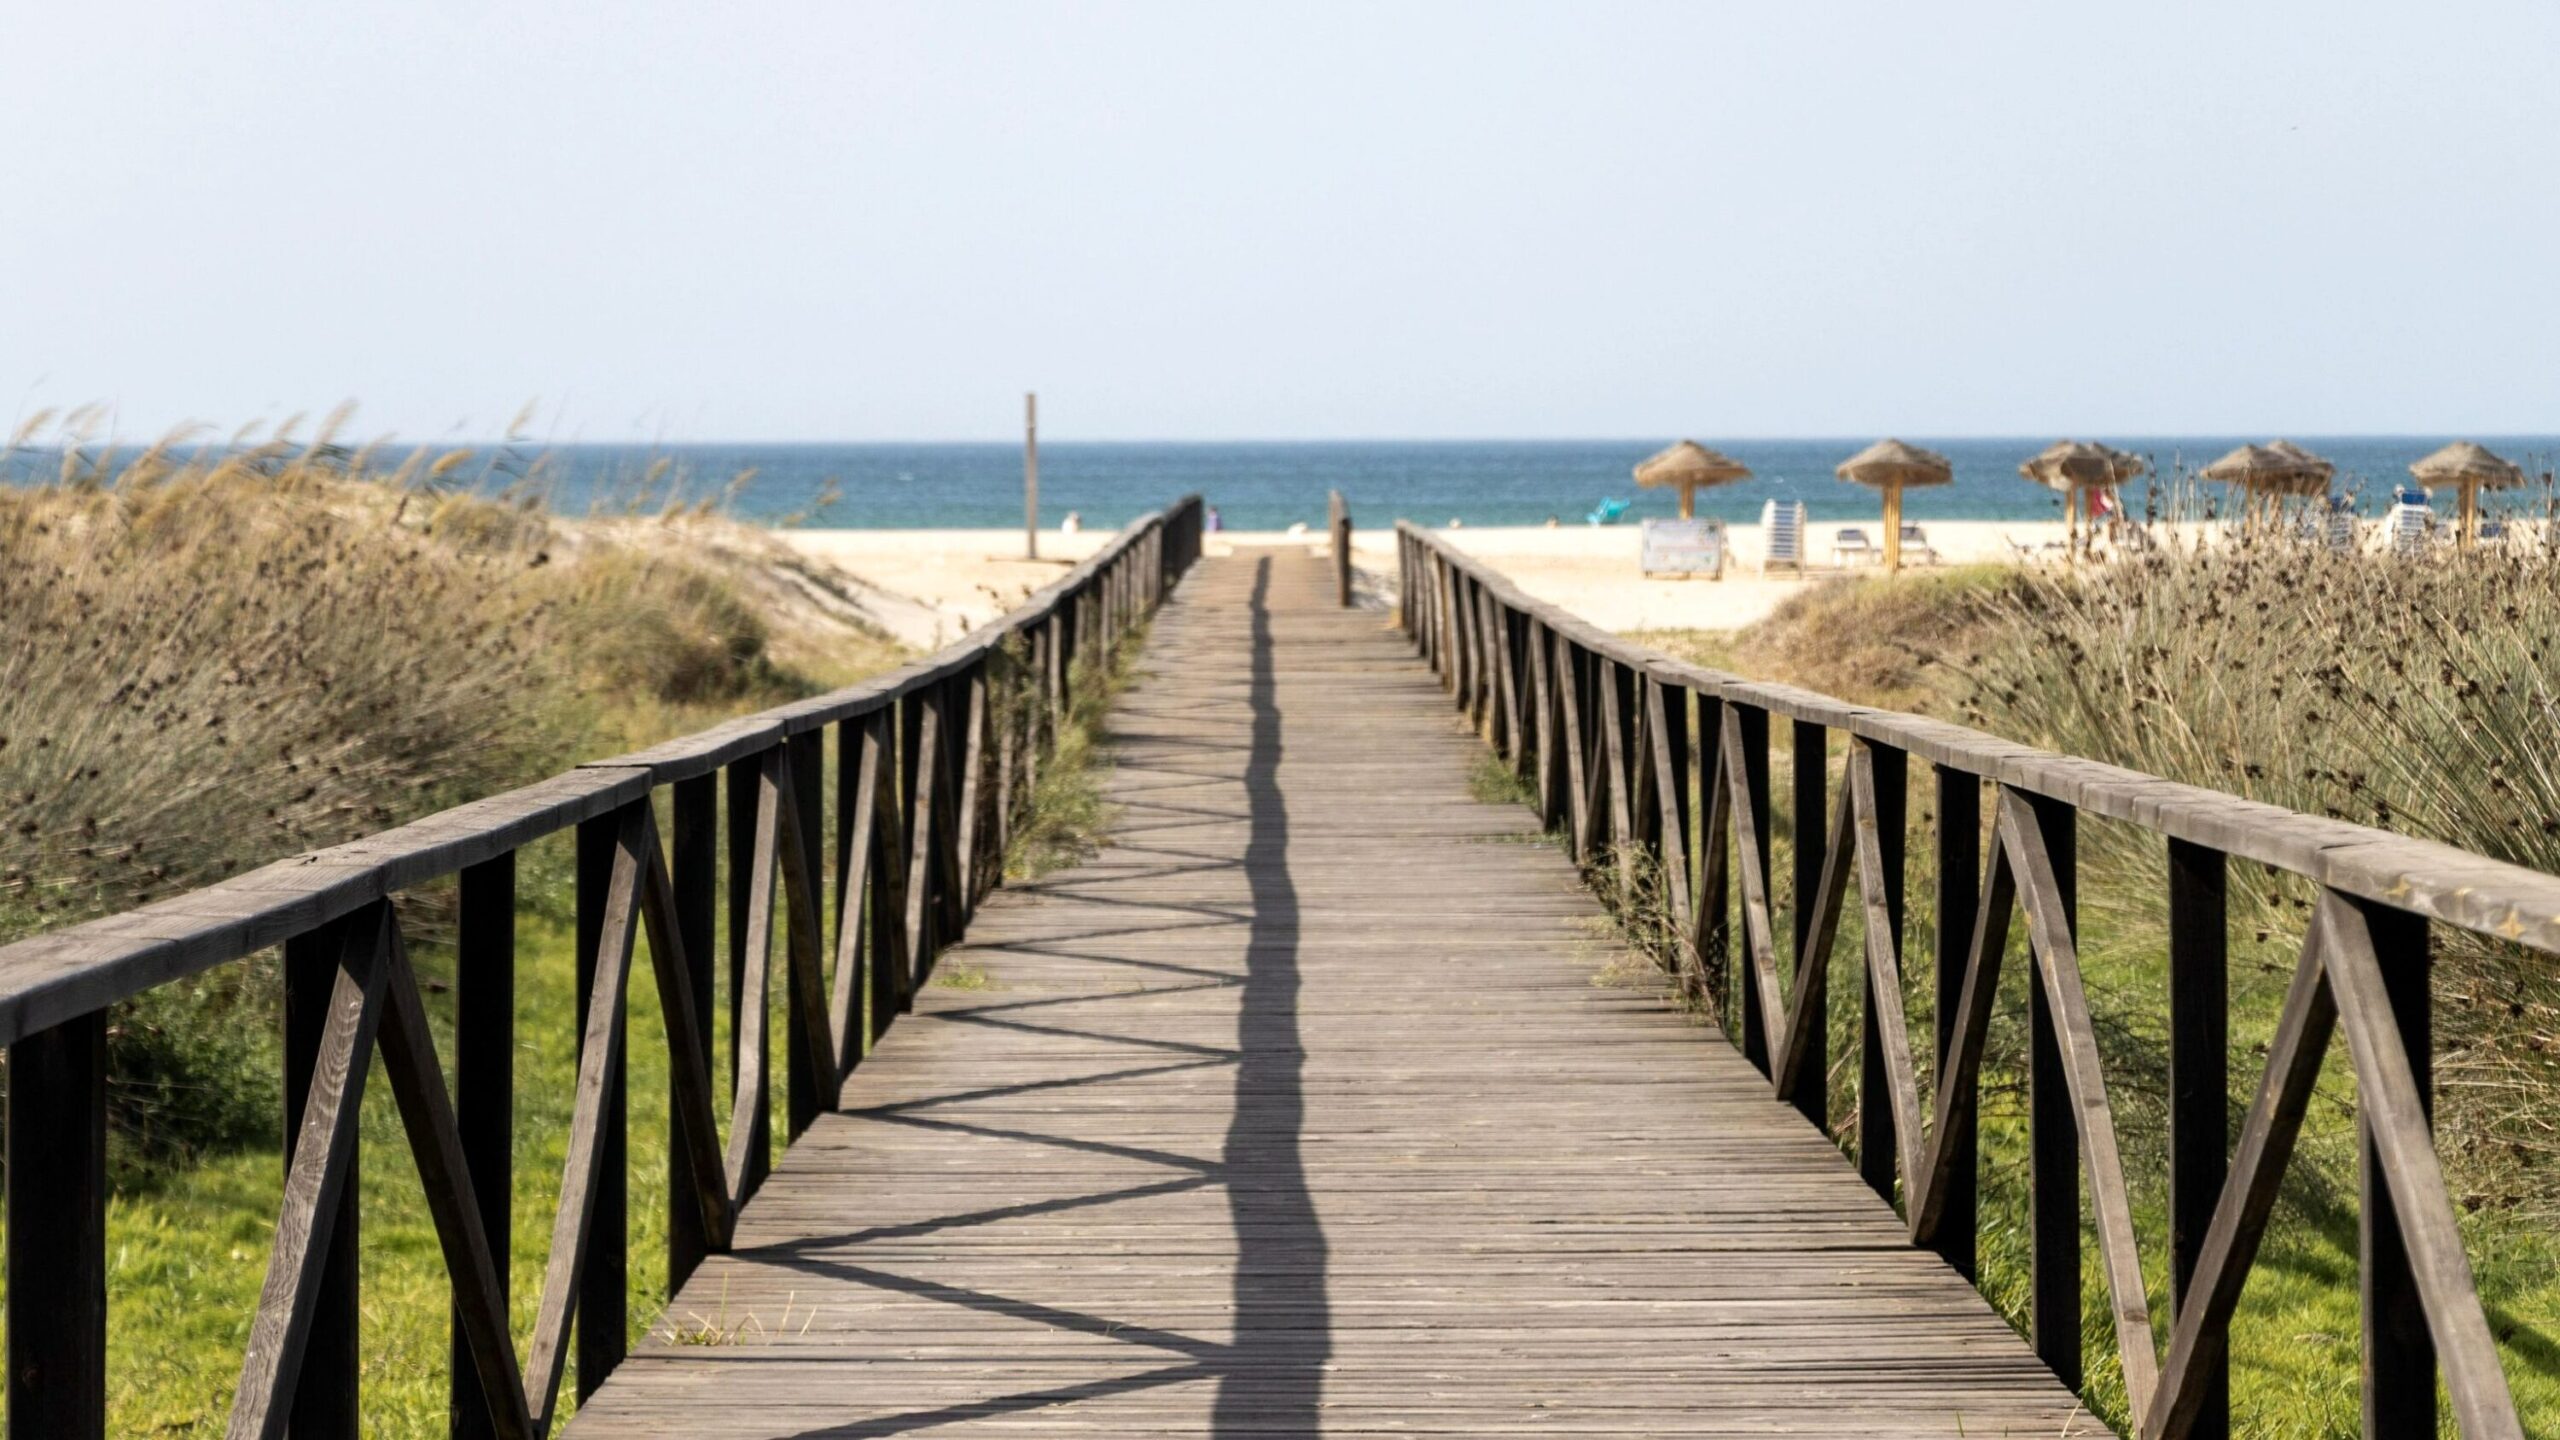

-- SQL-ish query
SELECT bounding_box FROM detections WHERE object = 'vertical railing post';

[899,686,937,1001]
[1661,680,1691,896]
[2168,837,2229,1440]
[1788,719,1828,1129]
[1736,703,1772,1075]
[725,756,771,1197]
[867,710,907,1043]
[1857,742,1907,1198]
[832,720,865,1055]
[574,811,627,1398]
[2024,791,2080,1391]
[452,852,517,1440]
[283,912,361,1437]
[786,727,826,1139]
[669,776,718,1284]
[1398,530,1414,635]
[1695,691,1728,1015]
[6,1010,107,1440]
[2359,900,2435,1440]
[1930,764,1981,1279]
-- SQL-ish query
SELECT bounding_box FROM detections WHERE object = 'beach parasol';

[2020,440,2148,555]
[1835,439,1953,571]
[2409,441,2527,549]
[2200,441,2333,525]
[1633,440,1753,519]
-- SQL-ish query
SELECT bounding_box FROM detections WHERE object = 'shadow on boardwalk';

[565,548,2102,1440]
[749,556,1329,1439]
[1215,556,1331,1431]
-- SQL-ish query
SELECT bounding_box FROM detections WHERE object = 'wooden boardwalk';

[564,549,2106,1438]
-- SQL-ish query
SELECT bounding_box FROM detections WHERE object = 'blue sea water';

[10,437,2557,532]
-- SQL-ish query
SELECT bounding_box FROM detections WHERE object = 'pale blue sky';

[4,2,2555,442]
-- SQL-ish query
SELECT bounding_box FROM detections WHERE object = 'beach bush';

[1953,530,2560,1213]
[0,435,900,1173]
[1595,527,2560,1430]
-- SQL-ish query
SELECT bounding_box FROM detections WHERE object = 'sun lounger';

[1832,528,1877,567]
[2386,498,2434,554]
[1899,524,1942,565]
[1761,499,1807,574]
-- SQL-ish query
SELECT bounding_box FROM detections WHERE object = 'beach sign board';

[1640,517,1725,578]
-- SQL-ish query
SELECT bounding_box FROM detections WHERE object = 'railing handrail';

[1400,520,2560,957]
[4,491,1205,1440]
[0,502,1197,1049]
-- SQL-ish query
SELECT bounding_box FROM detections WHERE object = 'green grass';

[1003,627,1147,883]
[92,816,817,1434]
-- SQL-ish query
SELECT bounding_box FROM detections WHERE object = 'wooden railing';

[1399,522,2547,1440]
[0,496,1203,1440]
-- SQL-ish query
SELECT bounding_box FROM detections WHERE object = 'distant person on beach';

[1206,507,1223,532]
[1060,511,1082,534]
[1545,515,1560,528]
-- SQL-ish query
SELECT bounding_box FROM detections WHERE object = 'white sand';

[782,512,2529,644]
[776,521,2084,642]
[1348,520,2102,631]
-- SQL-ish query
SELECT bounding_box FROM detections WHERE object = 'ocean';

[10,437,2556,532]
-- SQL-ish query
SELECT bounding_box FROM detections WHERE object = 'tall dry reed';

[1955,519,2560,1211]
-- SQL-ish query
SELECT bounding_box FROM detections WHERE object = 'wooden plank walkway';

[564,549,2108,1438]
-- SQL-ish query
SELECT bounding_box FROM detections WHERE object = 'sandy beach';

[782,511,2546,643]
[779,520,2089,640]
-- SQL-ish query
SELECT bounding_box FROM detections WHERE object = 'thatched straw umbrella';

[2409,441,2526,549]
[1633,440,1753,519]
[1835,439,1953,572]
[2020,440,2148,555]
[2200,441,2333,526]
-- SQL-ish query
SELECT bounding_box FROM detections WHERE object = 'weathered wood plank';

[561,549,2106,1440]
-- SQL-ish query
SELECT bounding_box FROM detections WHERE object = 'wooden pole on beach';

[1024,393,1040,560]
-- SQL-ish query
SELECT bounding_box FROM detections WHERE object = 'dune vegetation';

[1628,525,2560,1435]
[0,422,921,1432]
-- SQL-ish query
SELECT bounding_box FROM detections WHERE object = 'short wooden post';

[1329,490,1352,607]
[7,1010,107,1440]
